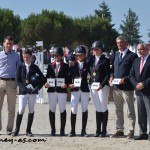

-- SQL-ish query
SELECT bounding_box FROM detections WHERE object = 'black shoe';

[100,133,106,137]
[60,131,65,136]
[93,133,100,137]
[81,131,89,137]
[26,131,33,137]
[7,130,12,135]
[50,132,55,136]
[12,130,19,136]
[68,132,76,137]
[134,134,148,140]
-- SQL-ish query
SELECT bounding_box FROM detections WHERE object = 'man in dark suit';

[110,36,138,139]
[130,43,150,140]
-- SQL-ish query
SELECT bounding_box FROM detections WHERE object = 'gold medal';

[93,72,96,76]
[26,80,29,84]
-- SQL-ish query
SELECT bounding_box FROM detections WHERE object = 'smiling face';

[23,53,32,64]
[137,44,149,57]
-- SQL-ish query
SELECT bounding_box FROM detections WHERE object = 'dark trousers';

[136,95,150,134]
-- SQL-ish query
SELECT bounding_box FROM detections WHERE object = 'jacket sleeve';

[129,60,137,88]
[16,64,27,91]
[101,58,110,88]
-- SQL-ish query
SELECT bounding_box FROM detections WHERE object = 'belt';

[0,78,15,81]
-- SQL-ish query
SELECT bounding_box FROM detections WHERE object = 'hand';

[61,84,67,89]
[45,83,50,88]
[136,82,144,90]
[31,87,39,94]
[119,78,125,84]
[69,84,75,89]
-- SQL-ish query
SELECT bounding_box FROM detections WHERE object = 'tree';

[0,8,21,44]
[94,1,112,22]
[120,8,141,45]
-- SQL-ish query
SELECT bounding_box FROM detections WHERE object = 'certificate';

[112,78,121,85]
[56,78,65,87]
[47,78,55,87]
[74,78,81,87]
[26,84,34,89]
[91,82,100,90]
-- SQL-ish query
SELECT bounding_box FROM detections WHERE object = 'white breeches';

[18,94,37,114]
[90,85,110,112]
[48,92,67,113]
[71,90,89,114]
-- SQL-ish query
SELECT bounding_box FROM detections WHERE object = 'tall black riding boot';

[100,110,108,137]
[94,111,102,137]
[49,110,56,136]
[81,110,88,137]
[26,112,34,137]
[68,112,76,137]
[12,112,23,136]
[60,110,66,136]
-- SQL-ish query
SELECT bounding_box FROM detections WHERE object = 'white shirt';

[94,56,100,66]
[78,61,84,70]
[25,63,31,74]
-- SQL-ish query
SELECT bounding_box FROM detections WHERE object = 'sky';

[0,0,150,43]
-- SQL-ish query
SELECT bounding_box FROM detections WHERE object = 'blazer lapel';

[140,55,150,75]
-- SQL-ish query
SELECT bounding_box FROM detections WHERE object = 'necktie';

[119,52,123,62]
[140,57,144,74]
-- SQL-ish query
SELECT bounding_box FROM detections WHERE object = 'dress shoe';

[127,131,134,139]
[110,130,124,138]
[134,134,148,140]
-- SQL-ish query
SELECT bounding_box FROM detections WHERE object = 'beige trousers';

[0,80,17,131]
[113,89,136,133]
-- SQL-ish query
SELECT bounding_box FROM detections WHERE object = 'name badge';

[56,78,65,87]
[91,82,100,90]
[26,84,34,90]
[112,78,121,85]
[47,78,55,87]
[74,78,81,87]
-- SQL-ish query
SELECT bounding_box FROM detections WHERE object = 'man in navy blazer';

[110,36,138,139]
[130,43,150,140]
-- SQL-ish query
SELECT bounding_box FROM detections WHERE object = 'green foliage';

[0,8,21,44]
[0,7,119,51]
[120,8,141,45]
[94,1,112,22]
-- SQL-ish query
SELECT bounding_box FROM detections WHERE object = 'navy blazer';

[112,49,138,91]
[130,55,150,96]
[17,62,47,95]
[46,61,69,93]
[89,54,110,88]
[68,60,90,92]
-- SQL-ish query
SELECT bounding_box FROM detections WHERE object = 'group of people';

[0,35,150,141]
